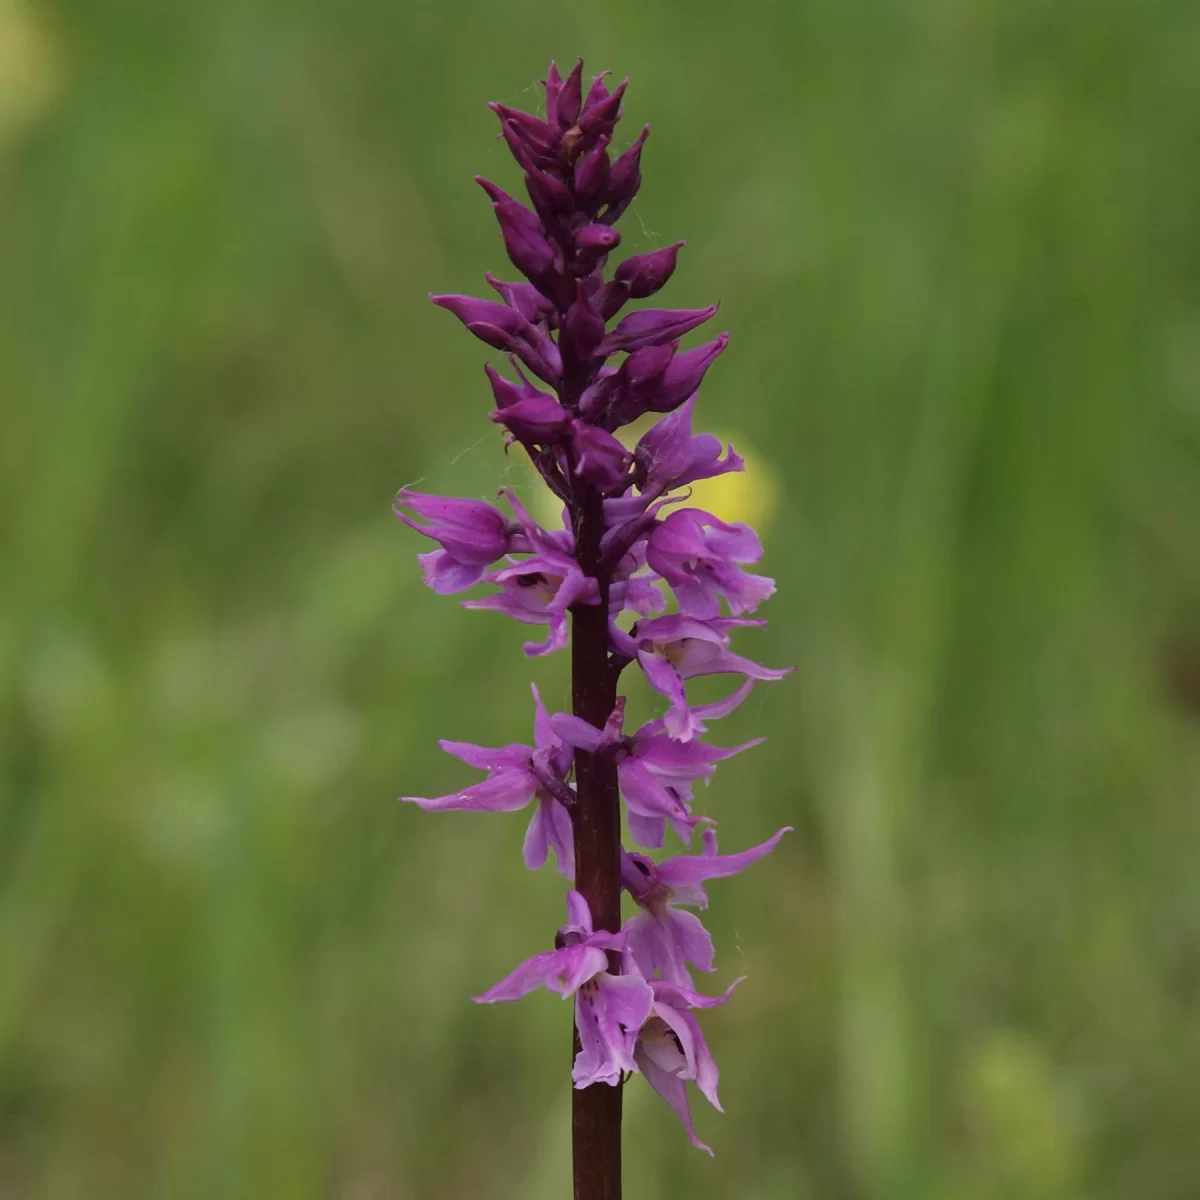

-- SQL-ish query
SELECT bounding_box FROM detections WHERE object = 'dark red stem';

[569,485,622,1200]
[543,146,624,1199]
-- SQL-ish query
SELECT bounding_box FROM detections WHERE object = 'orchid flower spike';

[393,60,794,1170]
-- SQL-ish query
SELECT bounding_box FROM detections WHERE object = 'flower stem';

[570,486,623,1200]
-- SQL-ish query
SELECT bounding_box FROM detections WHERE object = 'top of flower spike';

[426,57,735,443]
[487,61,638,220]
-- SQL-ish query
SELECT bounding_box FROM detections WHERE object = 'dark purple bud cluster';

[431,61,727,465]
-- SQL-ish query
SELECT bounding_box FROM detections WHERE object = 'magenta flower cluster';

[396,61,791,1154]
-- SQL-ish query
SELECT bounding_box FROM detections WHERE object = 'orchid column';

[396,60,792,1200]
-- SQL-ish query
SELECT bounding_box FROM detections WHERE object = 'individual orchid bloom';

[550,699,708,847]
[621,827,792,984]
[474,891,654,1089]
[613,614,793,741]
[646,508,776,619]
[552,698,763,849]
[393,490,522,594]
[399,684,576,876]
[632,396,743,500]
[634,979,741,1155]
[464,544,599,657]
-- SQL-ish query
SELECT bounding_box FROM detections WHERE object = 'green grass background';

[2,0,1200,1196]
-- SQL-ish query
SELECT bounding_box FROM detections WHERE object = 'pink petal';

[639,678,756,738]
[399,769,536,812]
[472,949,565,1003]
[530,683,557,750]
[523,796,575,878]
[653,1003,722,1112]
[572,973,654,1088]
[671,577,722,621]
[565,889,593,934]
[556,943,609,995]
[657,827,793,893]
[417,549,489,594]
[437,739,532,771]
[463,592,552,626]
[625,909,710,985]
[627,810,667,849]
[634,1041,713,1155]
[618,758,695,825]
[665,908,715,975]
[549,712,606,751]
[637,650,702,742]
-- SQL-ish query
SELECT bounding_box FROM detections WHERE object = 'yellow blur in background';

[1,2,1199,1198]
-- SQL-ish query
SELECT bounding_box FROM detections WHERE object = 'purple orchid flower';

[474,891,654,1089]
[393,490,522,594]
[646,508,776,619]
[632,396,743,500]
[550,699,711,846]
[634,979,741,1155]
[552,696,763,849]
[456,490,596,655]
[465,543,599,656]
[612,614,794,741]
[399,684,576,876]
[622,827,792,984]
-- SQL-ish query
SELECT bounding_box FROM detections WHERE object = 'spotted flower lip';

[398,684,576,876]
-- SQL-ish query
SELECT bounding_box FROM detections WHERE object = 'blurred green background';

[3,0,1200,1196]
